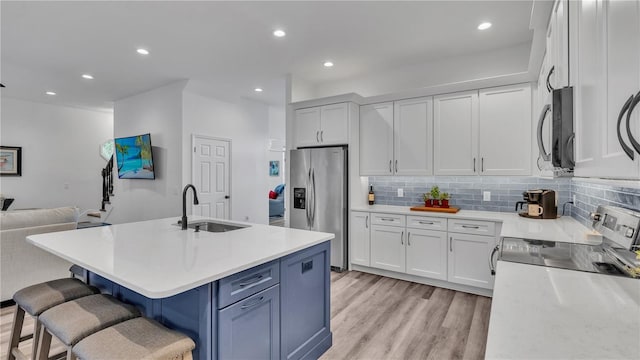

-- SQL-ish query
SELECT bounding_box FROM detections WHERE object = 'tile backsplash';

[367,176,640,227]
[367,176,572,214]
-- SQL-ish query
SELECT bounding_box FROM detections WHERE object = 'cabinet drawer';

[371,213,405,227]
[448,219,496,236]
[406,216,447,231]
[218,260,279,309]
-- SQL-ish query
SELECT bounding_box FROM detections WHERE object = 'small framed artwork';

[269,161,280,176]
[0,146,22,176]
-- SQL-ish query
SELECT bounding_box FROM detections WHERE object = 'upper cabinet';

[294,103,349,148]
[572,0,640,178]
[434,85,532,176]
[546,0,570,92]
[360,97,433,176]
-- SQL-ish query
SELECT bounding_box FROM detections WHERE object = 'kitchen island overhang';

[27,217,334,360]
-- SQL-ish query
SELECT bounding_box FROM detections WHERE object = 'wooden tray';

[409,206,460,214]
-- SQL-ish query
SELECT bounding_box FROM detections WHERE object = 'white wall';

[267,106,285,191]
[311,42,531,100]
[0,98,113,210]
[109,81,186,224]
[182,89,271,224]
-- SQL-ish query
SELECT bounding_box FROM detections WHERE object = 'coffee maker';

[515,189,558,219]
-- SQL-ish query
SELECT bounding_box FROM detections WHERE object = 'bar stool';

[7,278,100,360]
[36,294,141,360]
[72,317,196,360]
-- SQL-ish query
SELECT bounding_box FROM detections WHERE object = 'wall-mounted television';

[114,133,155,179]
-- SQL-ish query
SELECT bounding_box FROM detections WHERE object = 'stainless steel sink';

[175,220,250,232]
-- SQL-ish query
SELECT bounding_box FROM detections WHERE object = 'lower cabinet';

[350,211,370,266]
[406,228,447,280]
[218,285,280,360]
[447,233,495,289]
[370,225,405,272]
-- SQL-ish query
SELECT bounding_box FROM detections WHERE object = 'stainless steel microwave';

[537,86,574,171]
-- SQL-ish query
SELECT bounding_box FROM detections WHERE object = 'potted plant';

[440,192,450,208]
[422,193,432,207]
[430,186,440,207]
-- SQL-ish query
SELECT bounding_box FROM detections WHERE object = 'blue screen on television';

[114,133,155,179]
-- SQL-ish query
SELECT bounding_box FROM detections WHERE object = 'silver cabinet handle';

[407,232,411,246]
[395,160,398,173]
[626,90,640,155]
[239,274,264,287]
[461,225,480,229]
[481,157,484,172]
[381,218,394,221]
[240,296,265,310]
[473,158,476,172]
[418,221,434,225]
[320,130,324,142]
[401,231,404,245]
[389,160,392,173]
[450,237,453,252]
[365,215,369,229]
[316,131,320,143]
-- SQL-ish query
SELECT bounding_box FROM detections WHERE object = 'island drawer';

[371,213,405,227]
[406,216,447,231]
[448,219,496,236]
[218,260,280,309]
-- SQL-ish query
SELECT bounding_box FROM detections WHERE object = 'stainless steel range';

[491,205,640,278]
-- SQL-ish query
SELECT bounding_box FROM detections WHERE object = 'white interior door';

[192,135,230,219]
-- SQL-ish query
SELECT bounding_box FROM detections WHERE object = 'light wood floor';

[0,271,491,360]
[321,271,491,360]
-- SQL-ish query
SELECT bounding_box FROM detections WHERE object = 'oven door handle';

[489,245,500,276]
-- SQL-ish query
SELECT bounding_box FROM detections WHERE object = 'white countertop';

[352,204,601,244]
[27,217,334,298]
[485,261,640,359]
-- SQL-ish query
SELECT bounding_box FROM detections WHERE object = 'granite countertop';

[27,217,333,298]
[485,261,640,359]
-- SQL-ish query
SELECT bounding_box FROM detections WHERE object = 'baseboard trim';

[351,265,493,297]
[1,299,16,308]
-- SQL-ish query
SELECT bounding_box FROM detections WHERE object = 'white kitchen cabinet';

[360,103,394,175]
[433,91,479,175]
[370,225,405,273]
[360,97,433,176]
[546,0,570,91]
[350,211,370,267]
[478,84,532,176]
[447,233,495,289]
[294,103,349,148]
[405,228,447,281]
[572,0,640,178]
[393,97,433,176]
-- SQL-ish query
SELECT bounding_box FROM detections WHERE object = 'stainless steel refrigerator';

[290,146,347,271]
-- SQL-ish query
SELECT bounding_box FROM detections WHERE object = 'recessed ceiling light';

[82,74,94,80]
[323,61,334,68]
[254,87,263,92]
[478,22,492,30]
[46,91,56,96]
[136,48,149,55]
[273,29,286,38]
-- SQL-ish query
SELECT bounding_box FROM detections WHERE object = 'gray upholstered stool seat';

[7,278,99,360]
[37,294,141,360]
[72,317,196,360]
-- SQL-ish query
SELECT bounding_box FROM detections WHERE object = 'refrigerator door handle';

[306,168,312,227]
[311,168,317,227]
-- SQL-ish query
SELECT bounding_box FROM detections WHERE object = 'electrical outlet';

[483,191,491,201]
[397,188,404,197]
[63,183,69,190]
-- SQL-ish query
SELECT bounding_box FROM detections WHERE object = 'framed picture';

[269,161,280,176]
[0,146,21,176]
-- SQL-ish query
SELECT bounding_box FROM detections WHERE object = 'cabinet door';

[294,107,321,148]
[370,225,405,273]
[360,103,394,175]
[218,285,280,360]
[547,0,569,89]
[406,228,447,280]
[350,211,370,266]
[573,0,607,177]
[394,97,433,175]
[434,91,479,175]
[447,233,495,289]
[479,84,532,175]
[320,103,349,145]
[601,0,640,178]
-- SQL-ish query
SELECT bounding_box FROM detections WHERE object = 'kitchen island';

[27,217,335,360]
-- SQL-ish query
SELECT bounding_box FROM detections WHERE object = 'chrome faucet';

[182,184,199,230]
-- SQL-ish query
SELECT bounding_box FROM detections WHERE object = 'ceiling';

[0,1,535,112]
